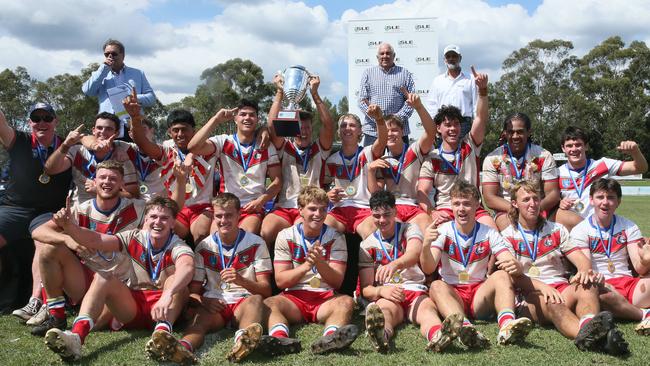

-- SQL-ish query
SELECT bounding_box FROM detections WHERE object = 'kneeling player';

[421,180,532,348]
[43,197,194,362]
[360,190,462,353]
[571,178,650,337]
[503,181,627,355]
[264,186,359,354]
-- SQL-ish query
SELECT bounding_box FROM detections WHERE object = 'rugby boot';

[365,303,389,352]
[459,324,490,349]
[574,311,613,351]
[426,313,463,352]
[257,335,302,356]
[31,314,66,337]
[227,323,263,363]
[44,328,82,361]
[311,324,359,354]
[497,317,533,345]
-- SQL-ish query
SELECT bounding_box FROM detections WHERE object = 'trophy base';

[273,110,301,137]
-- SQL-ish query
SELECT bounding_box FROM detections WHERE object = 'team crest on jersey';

[89,221,96,231]
[293,247,303,259]
[475,245,485,255]
[140,253,147,262]
[254,151,261,159]
[375,251,383,261]
[337,166,343,176]
[519,242,526,252]
[544,238,554,247]
[32,149,38,159]
[561,178,572,188]
[449,244,455,255]
[210,255,217,267]
[617,235,627,245]
[240,254,250,263]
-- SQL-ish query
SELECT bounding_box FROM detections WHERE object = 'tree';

[0,67,32,129]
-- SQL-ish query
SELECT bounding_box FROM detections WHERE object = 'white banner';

[347,18,438,141]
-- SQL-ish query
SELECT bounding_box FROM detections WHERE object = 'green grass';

[1,197,649,365]
[619,180,650,186]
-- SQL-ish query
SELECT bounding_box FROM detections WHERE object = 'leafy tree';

[0,67,32,129]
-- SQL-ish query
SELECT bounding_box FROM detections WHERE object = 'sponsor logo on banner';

[398,39,415,48]
[415,56,434,64]
[395,57,402,64]
[384,24,402,32]
[416,89,430,95]
[355,58,371,66]
[368,40,383,48]
[414,23,433,32]
[354,25,371,33]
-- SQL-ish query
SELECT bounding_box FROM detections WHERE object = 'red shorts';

[606,276,640,303]
[396,204,426,223]
[111,289,163,330]
[549,282,571,293]
[281,289,336,323]
[438,206,490,221]
[176,203,212,229]
[451,282,484,319]
[239,211,264,224]
[268,207,301,225]
[327,206,371,233]
[398,289,427,321]
[219,297,246,325]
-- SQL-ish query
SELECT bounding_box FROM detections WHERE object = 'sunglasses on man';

[30,115,55,123]
[104,51,120,57]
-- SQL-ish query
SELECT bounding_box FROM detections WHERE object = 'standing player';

[324,107,386,239]
[571,178,650,337]
[264,186,359,354]
[421,180,533,348]
[555,127,647,230]
[366,88,435,233]
[418,66,496,229]
[359,190,463,353]
[502,181,628,354]
[188,99,282,234]
[43,197,195,362]
[481,113,561,231]
[260,74,334,249]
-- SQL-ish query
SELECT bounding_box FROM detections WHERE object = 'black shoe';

[257,335,302,356]
[31,314,66,337]
[602,328,629,356]
[574,311,613,351]
[311,324,359,354]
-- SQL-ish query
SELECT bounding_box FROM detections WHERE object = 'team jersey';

[274,224,347,292]
[324,145,377,208]
[502,221,583,285]
[72,197,144,280]
[193,230,272,304]
[208,135,280,206]
[570,215,643,279]
[125,142,165,201]
[66,141,138,204]
[276,140,331,209]
[158,139,217,207]
[359,222,425,290]
[482,143,558,203]
[431,221,512,285]
[558,158,623,218]
[117,229,194,290]
[377,142,428,206]
[419,134,481,210]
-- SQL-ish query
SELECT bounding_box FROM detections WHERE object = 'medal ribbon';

[32,134,60,168]
[591,215,617,260]
[505,143,528,180]
[517,224,539,262]
[387,145,408,184]
[567,159,592,199]
[339,146,361,182]
[452,222,479,269]
[233,133,257,173]
[294,142,312,174]
[213,229,244,270]
[438,144,461,175]
[298,223,327,274]
[134,151,154,181]
[91,198,121,261]
[85,150,113,179]
[373,223,401,262]
[146,232,174,282]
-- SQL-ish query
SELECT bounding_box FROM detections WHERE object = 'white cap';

[443,44,461,55]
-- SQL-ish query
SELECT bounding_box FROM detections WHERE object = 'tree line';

[1,36,648,176]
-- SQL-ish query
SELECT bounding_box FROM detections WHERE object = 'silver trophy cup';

[274,65,311,136]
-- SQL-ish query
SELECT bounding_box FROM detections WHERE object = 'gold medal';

[309,276,321,288]
[185,182,194,194]
[345,185,356,196]
[299,175,310,188]
[240,175,250,187]
[528,265,541,277]
[574,201,584,212]
[220,281,230,291]
[38,173,50,184]
[390,272,402,284]
[458,271,470,282]
[607,260,616,274]
[139,184,148,195]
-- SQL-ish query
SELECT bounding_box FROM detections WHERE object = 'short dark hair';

[561,126,589,145]
[95,112,121,131]
[502,112,532,132]
[369,190,396,211]
[167,109,196,128]
[590,178,622,200]
[145,196,180,218]
[450,179,481,202]
[384,114,404,130]
[434,105,463,126]
[299,110,313,122]
[237,99,259,114]
[103,39,125,54]
[212,193,241,211]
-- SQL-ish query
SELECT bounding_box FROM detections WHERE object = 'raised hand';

[122,87,141,118]
[309,75,320,95]
[327,187,345,203]
[471,65,488,90]
[367,104,384,121]
[53,196,73,229]
[617,141,640,155]
[368,159,391,172]
[63,125,85,147]
[430,210,452,226]
[423,220,440,244]
[92,134,116,154]
[400,86,422,108]
[273,73,284,91]
[559,197,576,210]
[214,107,239,124]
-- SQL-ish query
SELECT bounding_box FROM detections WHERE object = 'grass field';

[1,197,649,365]
[619,180,650,187]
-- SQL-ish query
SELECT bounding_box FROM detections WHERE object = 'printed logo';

[384,24,401,32]
[449,244,455,256]
[414,24,432,32]
[354,25,371,33]
[416,89,430,95]
[355,58,370,66]
[415,56,433,64]
[545,238,554,247]
[398,39,415,48]
[368,40,383,48]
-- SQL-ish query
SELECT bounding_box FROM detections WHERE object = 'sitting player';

[43,197,194,362]
[421,180,533,348]
[571,178,650,336]
[359,190,463,353]
[151,193,273,364]
[502,180,628,355]
[264,186,359,354]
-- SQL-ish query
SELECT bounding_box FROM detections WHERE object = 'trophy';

[273,65,311,137]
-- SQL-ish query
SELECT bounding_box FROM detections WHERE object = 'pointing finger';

[399,86,409,96]
[471,65,478,77]
[74,124,84,132]
[131,86,137,99]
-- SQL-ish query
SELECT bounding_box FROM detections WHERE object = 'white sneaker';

[26,304,49,326]
[12,297,42,321]
[44,328,82,361]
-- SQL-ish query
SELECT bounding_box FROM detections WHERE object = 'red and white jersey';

[431,221,512,285]
[277,140,331,209]
[72,197,144,280]
[274,224,347,292]
[359,223,425,290]
[482,143,557,202]
[502,221,583,285]
[558,158,623,218]
[67,141,138,205]
[125,142,165,201]
[193,230,272,304]
[158,139,217,207]
[324,145,377,208]
[377,142,428,206]
[570,215,643,279]
[420,135,481,210]
[116,230,194,290]
[208,135,280,206]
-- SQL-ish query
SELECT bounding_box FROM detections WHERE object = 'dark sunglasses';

[30,115,55,123]
[104,51,120,57]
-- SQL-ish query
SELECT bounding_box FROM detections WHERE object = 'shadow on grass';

[82,331,141,363]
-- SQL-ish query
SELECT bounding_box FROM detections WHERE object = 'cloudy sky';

[1,0,648,105]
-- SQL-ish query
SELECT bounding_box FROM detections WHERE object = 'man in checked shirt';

[358,43,415,147]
